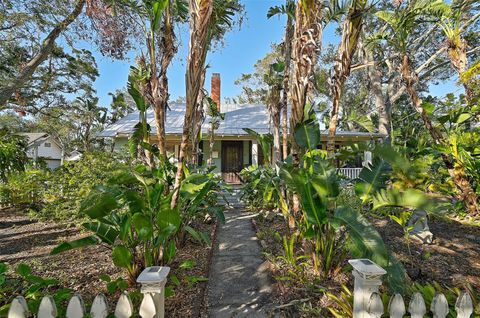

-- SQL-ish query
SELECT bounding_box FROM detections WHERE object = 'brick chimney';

[211,73,221,112]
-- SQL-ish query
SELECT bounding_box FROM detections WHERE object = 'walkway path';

[206,187,274,317]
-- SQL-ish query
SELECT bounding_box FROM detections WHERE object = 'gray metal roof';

[98,103,385,139]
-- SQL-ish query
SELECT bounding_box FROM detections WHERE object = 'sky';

[91,0,458,108]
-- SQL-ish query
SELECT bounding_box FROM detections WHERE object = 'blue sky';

[91,0,457,108]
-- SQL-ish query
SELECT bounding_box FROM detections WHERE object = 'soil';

[0,207,215,317]
[251,210,480,317]
[372,216,480,290]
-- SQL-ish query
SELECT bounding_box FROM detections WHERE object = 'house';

[19,133,63,169]
[64,150,83,162]
[98,74,384,183]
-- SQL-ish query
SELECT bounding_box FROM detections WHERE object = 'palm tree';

[264,62,285,164]
[327,0,368,155]
[377,0,479,215]
[171,0,242,208]
[439,5,480,103]
[268,0,296,160]
[290,0,323,165]
[171,0,213,209]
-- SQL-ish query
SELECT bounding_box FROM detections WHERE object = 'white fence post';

[137,266,170,318]
[349,259,387,318]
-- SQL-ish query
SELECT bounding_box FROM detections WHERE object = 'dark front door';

[221,141,243,184]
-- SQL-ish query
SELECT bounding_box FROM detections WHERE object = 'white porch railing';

[350,259,474,318]
[338,167,363,180]
[7,266,169,318]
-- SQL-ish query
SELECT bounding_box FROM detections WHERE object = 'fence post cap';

[349,259,386,279]
[137,266,170,284]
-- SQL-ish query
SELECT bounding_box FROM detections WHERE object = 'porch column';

[363,151,372,167]
[252,140,259,166]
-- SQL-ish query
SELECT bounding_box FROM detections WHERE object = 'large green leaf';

[51,236,100,255]
[151,0,168,31]
[372,188,433,211]
[355,158,391,203]
[157,195,181,232]
[80,191,118,219]
[132,213,153,241]
[82,222,119,245]
[333,206,406,292]
[112,245,133,269]
[294,119,320,150]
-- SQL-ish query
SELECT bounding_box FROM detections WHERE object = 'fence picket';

[66,294,85,318]
[431,293,449,318]
[7,296,29,318]
[388,294,406,318]
[90,294,109,318]
[456,291,473,318]
[368,292,384,318]
[38,296,57,318]
[114,292,133,318]
[409,292,426,318]
[139,293,157,318]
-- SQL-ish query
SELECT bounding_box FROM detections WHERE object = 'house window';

[44,142,51,148]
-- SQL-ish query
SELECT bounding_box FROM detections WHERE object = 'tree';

[0,0,87,109]
[264,62,285,164]
[206,97,224,166]
[376,0,479,215]
[268,1,296,160]
[0,129,28,182]
[172,0,214,208]
[290,0,323,164]
[439,3,480,104]
[327,0,368,155]
[172,0,243,208]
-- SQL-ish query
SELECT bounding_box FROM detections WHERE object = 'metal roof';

[98,103,385,139]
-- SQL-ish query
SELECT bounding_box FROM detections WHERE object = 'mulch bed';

[372,216,480,290]
[0,207,215,317]
[250,209,480,316]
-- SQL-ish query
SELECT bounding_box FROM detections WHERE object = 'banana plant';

[51,165,181,285]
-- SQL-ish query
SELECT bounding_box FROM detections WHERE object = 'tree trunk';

[368,56,391,142]
[289,0,322,216]
[0,0,86,109]
[327,3,365,155]
[282,13,294,160]
[400,54,479,216]
[171,0,212,209]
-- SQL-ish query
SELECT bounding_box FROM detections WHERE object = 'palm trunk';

[400,54,479,216]
[171,0,212,208]
[270,89,282,164]
[327,2,366,155]
[290,0,322,216]
[282,12,294,160]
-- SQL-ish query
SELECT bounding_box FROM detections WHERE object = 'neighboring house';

[65,150,83,162]
[98,74,384,183]
[19,133,63,169]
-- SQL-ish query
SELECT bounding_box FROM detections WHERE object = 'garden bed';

[251,209,480,316]
[0,207,215,317]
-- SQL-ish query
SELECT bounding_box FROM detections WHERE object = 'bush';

[0,151,128,221]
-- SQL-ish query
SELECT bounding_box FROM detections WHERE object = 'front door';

[221,141,243,184]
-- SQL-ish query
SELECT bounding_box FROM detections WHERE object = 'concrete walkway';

[206,188,273,317]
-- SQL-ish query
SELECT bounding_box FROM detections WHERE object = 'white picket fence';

[365,291,474,318]
[350,259,476,318]
[8,292,160,318]
[7,266,169,318]
[338,167,362,180]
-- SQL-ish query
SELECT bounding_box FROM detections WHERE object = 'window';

[44,142,51,148]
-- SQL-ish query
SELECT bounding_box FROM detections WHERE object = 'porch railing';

[338,167,363,180]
